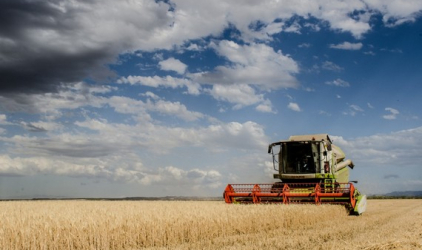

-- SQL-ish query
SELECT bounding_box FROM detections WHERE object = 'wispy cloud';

[325,79,350,87]
[383,107,399,120]
[322,61,344,72]
[329,42,363,50]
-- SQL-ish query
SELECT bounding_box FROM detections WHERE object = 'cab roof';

[288,134,332,143]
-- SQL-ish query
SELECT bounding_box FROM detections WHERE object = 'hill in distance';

[383,191,422,197]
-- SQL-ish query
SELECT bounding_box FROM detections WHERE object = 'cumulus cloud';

[147,99,204,122]
[1,0,421,95]
[194,41,299,90]
[255,100,276,113]
[207,84,264,110]
[199,121,268,151]
[0,154,222,189]
[329,42,363,50]
[0,113,267,189]
[0,82,110,115]
[0,0,173,94]
[4,116,267,159]
[158,58,188,74]
[186,40,300,109]
[365,0,422,27]
[0,83,205,125]
[108,95,205,122]
[131,40,299,110]
[331,127,422,167]
[117,75,201,95]
[288,102,301,112]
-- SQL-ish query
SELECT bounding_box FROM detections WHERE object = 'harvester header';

[224,134,367,215]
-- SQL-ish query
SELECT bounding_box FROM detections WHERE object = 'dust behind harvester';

[223,134,367,215]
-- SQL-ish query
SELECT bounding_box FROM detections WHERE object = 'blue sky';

[0,0,422,198]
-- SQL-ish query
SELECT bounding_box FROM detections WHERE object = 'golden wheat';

[0,200,421,249]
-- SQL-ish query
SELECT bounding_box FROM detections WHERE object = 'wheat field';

[0,199,421,249]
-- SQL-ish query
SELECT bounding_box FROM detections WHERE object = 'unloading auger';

[223,134,367,215]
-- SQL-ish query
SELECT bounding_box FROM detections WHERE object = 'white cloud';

[201,121,268,151]
[329,42,363,50]
[108,95,204,122]
[147,99,204,122]
[263,22,284,35]
[195,41,299,90]
[165,40,300,109]
[20,121,63,132]
[141,91,160,100]
[284,20,302,33]
[255,100,276,113]
[117,75,201,95]
[383,107,399,120]
[365,0,422,27]
[3,114,267,158]
[0,83,205,126]
[343,104,364,116]
[316,2,370,38]
[298,43,311,48]
[331,126,422,167]
[325,78,350,87]
[304,23,321,32]
[0,110,268,191]
[185,43,202,51]
[350,105,364,112]
[288,102,301,112]
[0,82,109,116]
[0,114,8,125]
[3,0,422,96]
[322,61,344,71]
[364,51,376,56]
[158,57,187,74]
[0,154,222,189]
[207,84,263,109]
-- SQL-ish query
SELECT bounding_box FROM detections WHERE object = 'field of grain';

[0,199,421,249]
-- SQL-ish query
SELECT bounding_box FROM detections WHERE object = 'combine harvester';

[224,134,367,215]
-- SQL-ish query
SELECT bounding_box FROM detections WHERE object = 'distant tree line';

[368,195,422,199]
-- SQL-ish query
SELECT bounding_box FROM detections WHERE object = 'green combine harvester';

[224,134,367,215]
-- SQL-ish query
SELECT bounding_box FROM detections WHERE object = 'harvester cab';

[224,134,367,215]
[269,134,352,184]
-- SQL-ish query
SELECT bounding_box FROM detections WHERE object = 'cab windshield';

[280,141,320,174]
